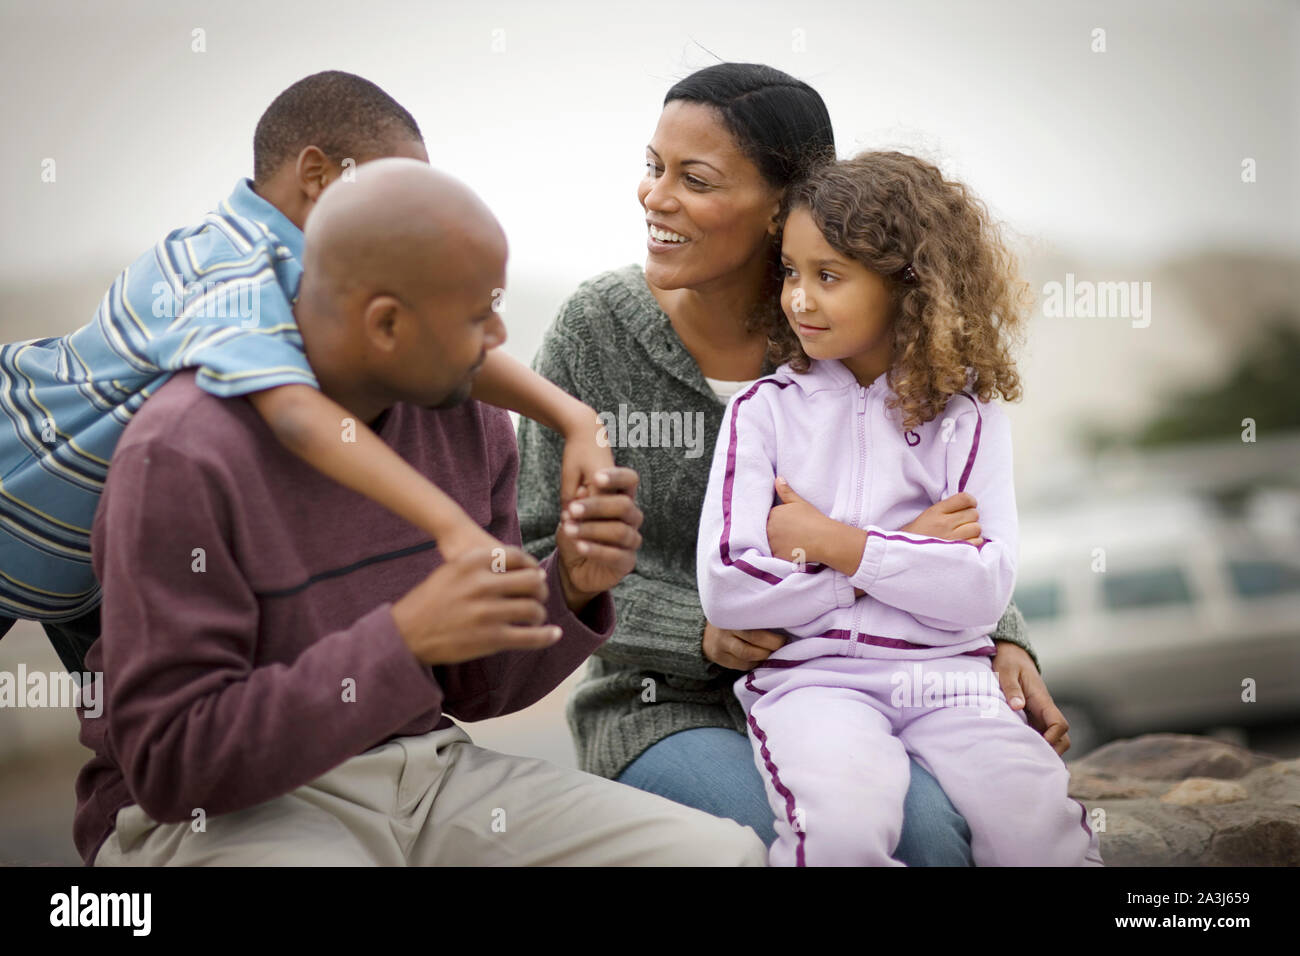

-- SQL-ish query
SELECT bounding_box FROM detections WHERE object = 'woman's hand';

[702,620,788,671]
[992,641,1070,756]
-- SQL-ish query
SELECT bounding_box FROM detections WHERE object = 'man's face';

[391,237,508,410]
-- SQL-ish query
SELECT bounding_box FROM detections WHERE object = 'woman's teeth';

[649,225,689,243]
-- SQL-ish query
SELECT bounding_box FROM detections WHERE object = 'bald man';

[73,160,767,867]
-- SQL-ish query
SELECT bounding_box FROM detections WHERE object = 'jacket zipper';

[852,383,870,643]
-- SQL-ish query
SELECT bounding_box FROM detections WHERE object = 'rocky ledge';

[1070,733,1300,866]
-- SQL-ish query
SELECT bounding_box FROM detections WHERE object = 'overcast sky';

[2,0,1296,285]
[2,0,1296,489]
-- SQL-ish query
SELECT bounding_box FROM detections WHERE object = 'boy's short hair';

[253,70,423,185]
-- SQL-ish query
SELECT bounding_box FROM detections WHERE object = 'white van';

[1013,493,1300,756]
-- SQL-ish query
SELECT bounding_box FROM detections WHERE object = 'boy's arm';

[697,386,857,632]
[247,385,496,558]
[825,400,1018,630]
[470,349,611,506]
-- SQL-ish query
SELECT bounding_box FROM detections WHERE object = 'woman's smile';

[647,221,692,253]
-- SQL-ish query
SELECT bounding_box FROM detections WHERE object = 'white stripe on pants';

[735,653,1104,867]
[93,723,767,866]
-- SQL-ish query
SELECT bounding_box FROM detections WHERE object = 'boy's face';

[779,206,895,378]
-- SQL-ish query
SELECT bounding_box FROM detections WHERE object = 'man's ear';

[361,295,404,353]
[295,145,336,202]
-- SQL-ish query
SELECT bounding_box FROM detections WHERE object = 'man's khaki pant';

[92,723,767,866]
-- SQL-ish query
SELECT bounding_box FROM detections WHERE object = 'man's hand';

[559,406,618,509]
[901,491,983,546]
[555,466,643,611]
[992,641,1070,756]
[702,620,789,671]
[392,545,559,666]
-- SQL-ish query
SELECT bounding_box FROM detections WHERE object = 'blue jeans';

[617,726,974,865]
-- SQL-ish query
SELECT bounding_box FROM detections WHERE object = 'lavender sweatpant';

[735,650,1104,867]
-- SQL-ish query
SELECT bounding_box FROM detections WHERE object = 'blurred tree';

[1081,313,1300,452]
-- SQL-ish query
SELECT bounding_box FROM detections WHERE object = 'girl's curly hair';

[768,150,1031,430]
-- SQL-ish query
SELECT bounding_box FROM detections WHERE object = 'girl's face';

[637,100,782,292]
[779,206,895,382]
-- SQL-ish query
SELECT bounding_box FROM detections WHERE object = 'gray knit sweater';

[516,264,1038,781]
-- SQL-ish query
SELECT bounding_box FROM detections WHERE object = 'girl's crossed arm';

[696,385,857,632]
[786,398,1018,631]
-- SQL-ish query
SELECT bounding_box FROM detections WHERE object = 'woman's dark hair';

[664,63,836,333]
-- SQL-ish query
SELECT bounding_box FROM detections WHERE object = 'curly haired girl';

[696,150,1102,866]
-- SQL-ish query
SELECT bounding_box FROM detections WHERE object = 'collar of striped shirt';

[223,178,305,264]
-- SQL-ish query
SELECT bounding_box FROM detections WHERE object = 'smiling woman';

[517,62,1046,865]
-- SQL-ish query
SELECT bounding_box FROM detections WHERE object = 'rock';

[1245,759,1300,807]
[1159,778,1249,805]
[1074,733,1274,780]
[1198,805,1300,865]
[1094,811,1170,867]
[1069,773,1154,800]
[1071,734,1299,865]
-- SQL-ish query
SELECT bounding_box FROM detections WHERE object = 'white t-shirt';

[704,376,757,401]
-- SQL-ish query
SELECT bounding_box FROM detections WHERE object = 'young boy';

[0,71,610,673]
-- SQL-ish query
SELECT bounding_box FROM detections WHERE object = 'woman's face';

[638,100,782,292]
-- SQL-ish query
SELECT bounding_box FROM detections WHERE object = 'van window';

[1227,559,1300,598]
[1014,581,1061,621]
[1102,566,1193,610]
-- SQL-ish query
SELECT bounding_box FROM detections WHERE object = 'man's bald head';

[295,158,509,416]
[302,158,506,312]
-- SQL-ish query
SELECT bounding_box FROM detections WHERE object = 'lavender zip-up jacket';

[697,358,1017,661]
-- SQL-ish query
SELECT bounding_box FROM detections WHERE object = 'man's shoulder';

[121,374,516,463]
[116,370,262,462]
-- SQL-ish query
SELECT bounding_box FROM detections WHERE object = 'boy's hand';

[437,521,505,565]
[555,467,643,609]
[560,408,617,509]
[901,491,983,545]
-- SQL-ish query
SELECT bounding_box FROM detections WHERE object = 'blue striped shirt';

[0,179,317,621]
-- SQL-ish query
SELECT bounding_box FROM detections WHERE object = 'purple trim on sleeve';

[718,379,794,585]
[744,670,806,867]
[956,392,982,494]
[865,530,988,551]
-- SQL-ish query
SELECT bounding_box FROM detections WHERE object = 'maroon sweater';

[73,370,614,865]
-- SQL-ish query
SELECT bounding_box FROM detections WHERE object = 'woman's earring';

[897,263,918,285]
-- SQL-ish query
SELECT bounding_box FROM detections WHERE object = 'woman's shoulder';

[554,263,659,333]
